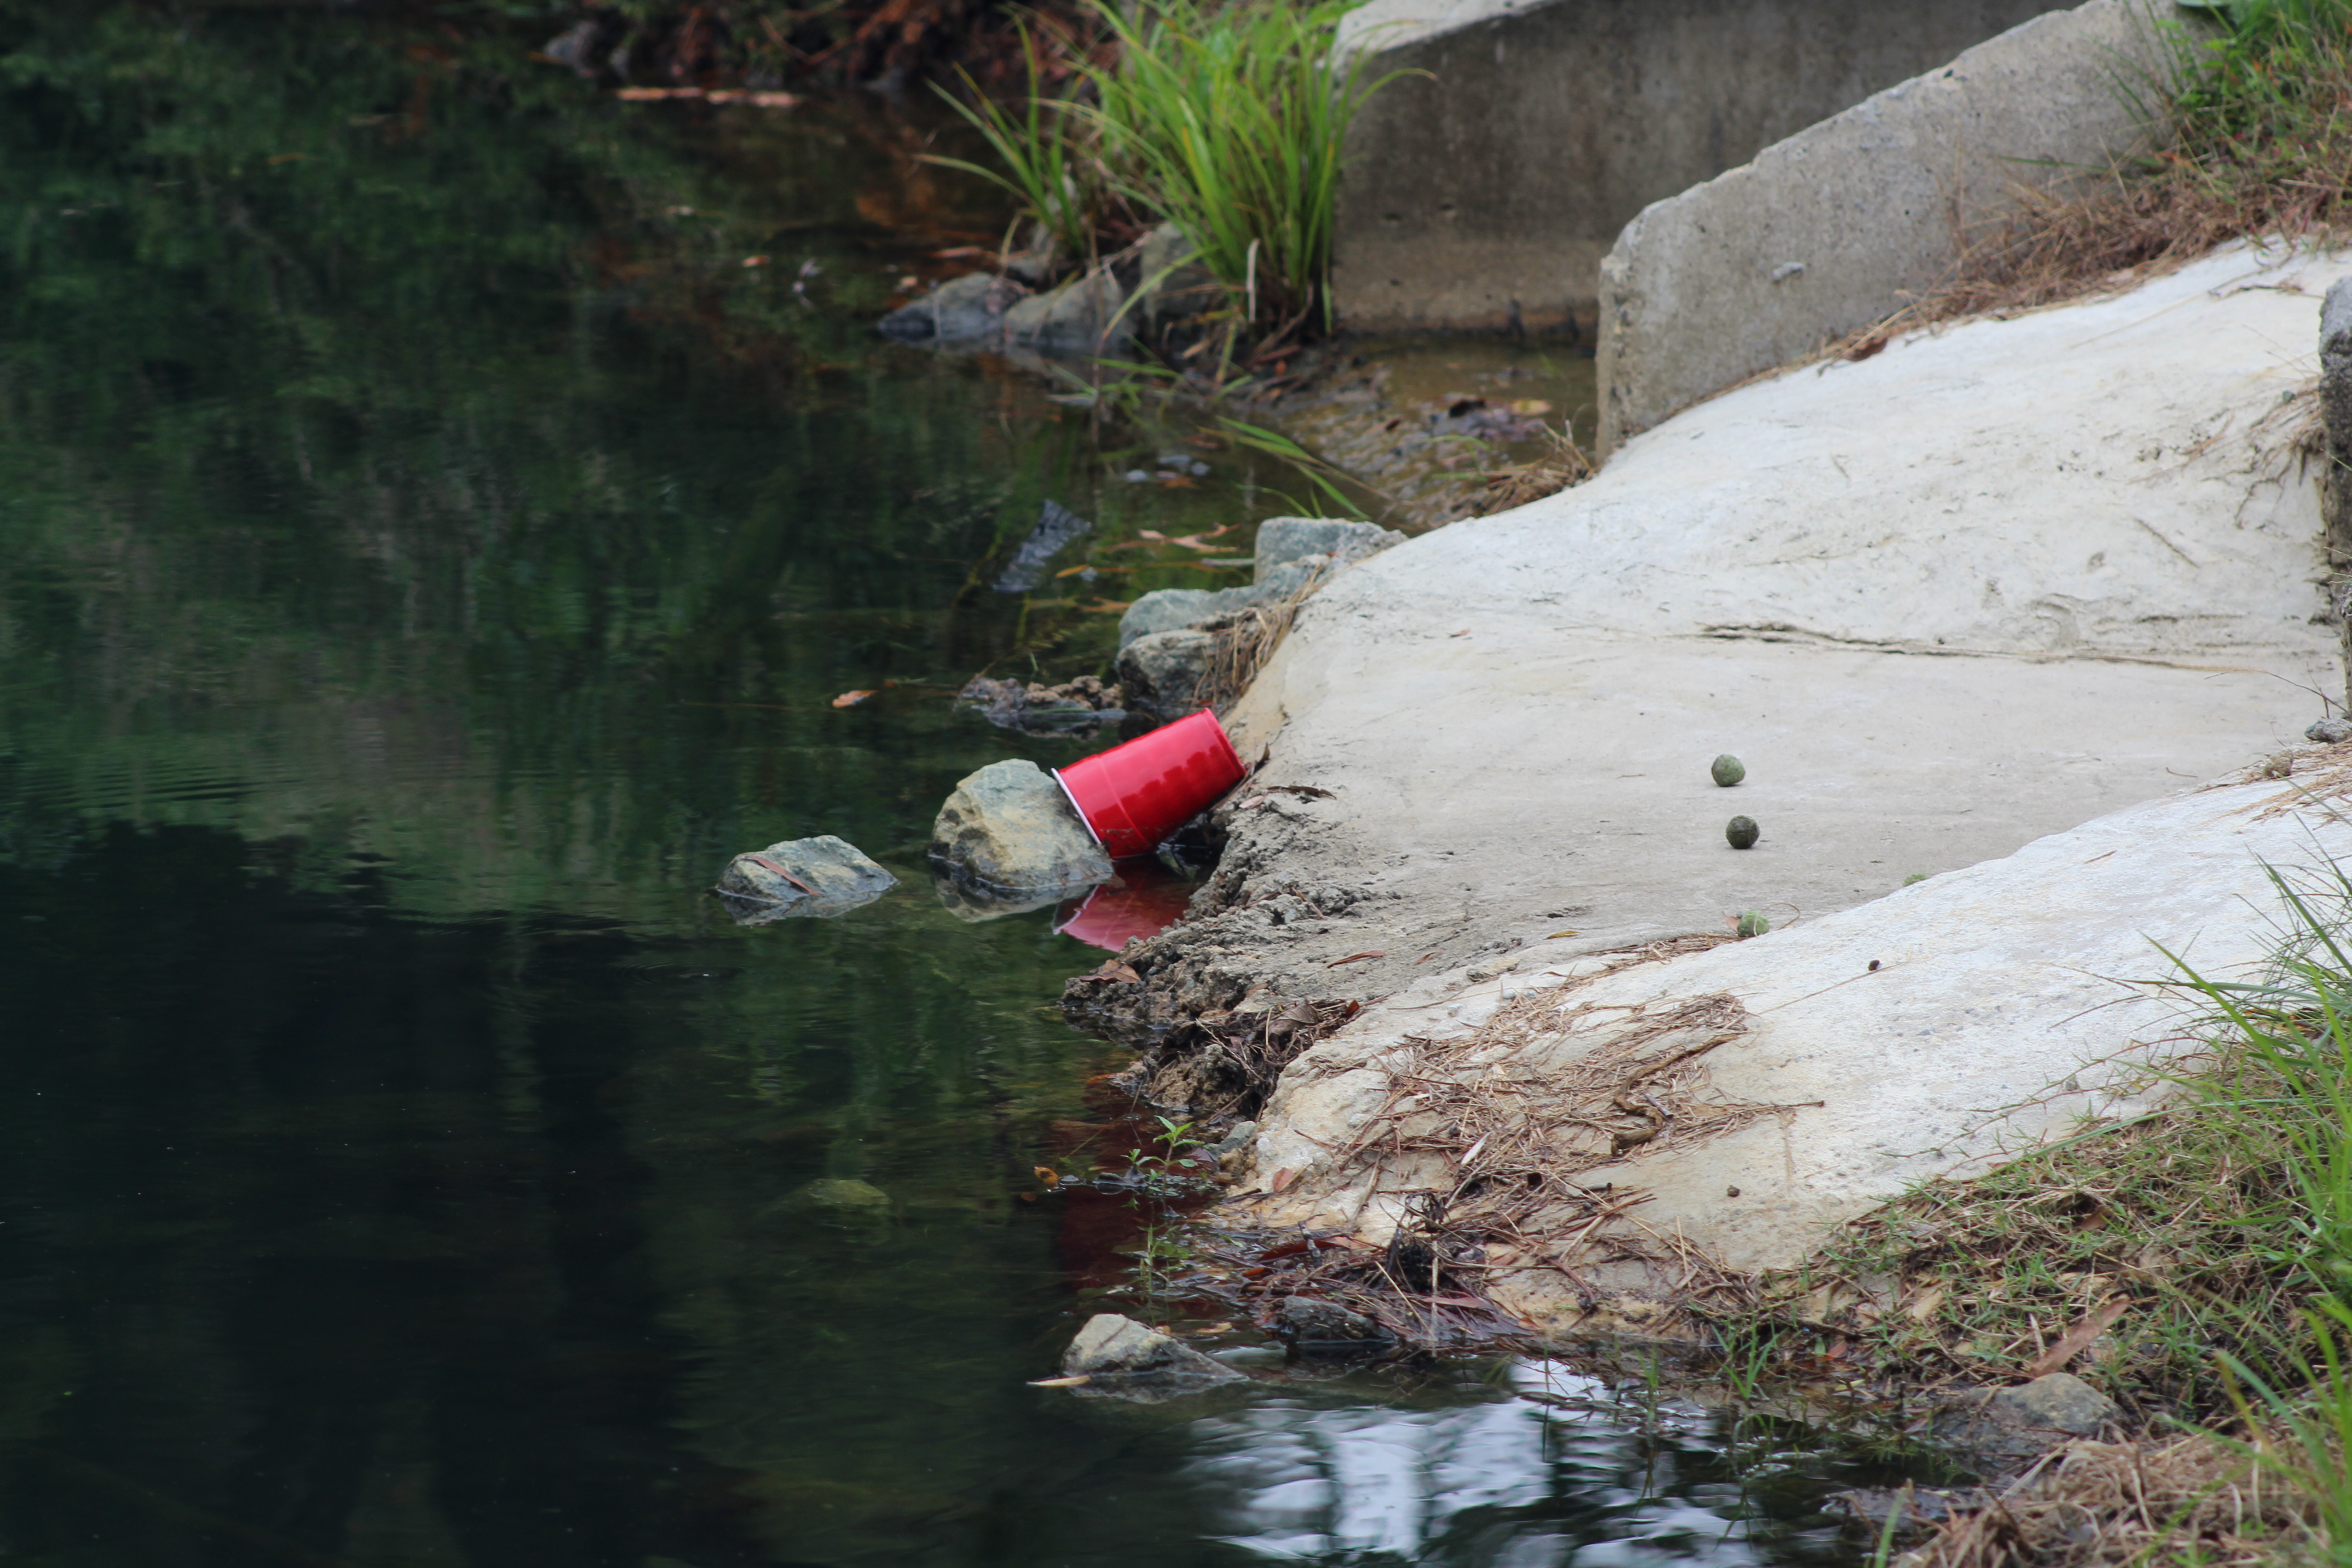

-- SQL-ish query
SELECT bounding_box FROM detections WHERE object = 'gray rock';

[994,499,1092,593]
[1061,1313,1246,1384]
[715,835,898,925]
[1004,267,1132,357]
[791,1177,890,1210]
[2308,717,2352,744]
[929,759,1112,900]
[877,271,1030,343]
[1208,1119,1257,1155]
[1253,517,1406,573]
[1275,1296,1392,1352]
[1111,520,1404,649]
[1137,223,1218,329]
[1117,627,1217,717]
[1991,1372,2119,1436]
[1118,586,1271,647]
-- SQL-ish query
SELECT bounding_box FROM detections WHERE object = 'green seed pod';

[1736,909,1769,939]
[1726,815,1759,850]
[1710,754,1745,788]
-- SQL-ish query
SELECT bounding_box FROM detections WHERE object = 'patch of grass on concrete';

[1851,0,2352,346]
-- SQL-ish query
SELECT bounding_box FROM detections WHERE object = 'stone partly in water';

[1115,516,1406,648]
[1060,1313,1246,1386]
[1711,753,1746,787]
[1274,1296,1393,1355]
[956,673,1126,737]
[930,759,1113,902]
[875,271,1029,343]
[1003,267,1132,357]
[1116,627,1216,719]
[1726,815,1759,850]
[715,835,899,926]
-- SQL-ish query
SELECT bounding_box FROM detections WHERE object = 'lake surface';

[0,10,1907,1565]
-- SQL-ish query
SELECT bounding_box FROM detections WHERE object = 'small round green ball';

[1736,909,1769,938]
[1710,754,1745,787]
[1726,815,1759,850]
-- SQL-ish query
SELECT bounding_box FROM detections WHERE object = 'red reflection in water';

[1054,864,1196,952]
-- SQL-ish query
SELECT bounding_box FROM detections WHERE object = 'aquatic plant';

[929,0,1411,342]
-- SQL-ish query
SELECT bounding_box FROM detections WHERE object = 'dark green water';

[0,9,1911,1565]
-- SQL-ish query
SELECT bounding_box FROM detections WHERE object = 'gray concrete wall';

[1329,0,2061,337]
[1595,0,2185,456]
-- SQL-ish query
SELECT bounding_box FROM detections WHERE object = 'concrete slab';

[1088,245,2352,1289]
[1328,0,2060,334]
[1597,0,2192,452]
[1236,762,2352,1322]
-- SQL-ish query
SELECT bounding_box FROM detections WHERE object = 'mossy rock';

[1710,754,1745,787]
[1726,815,1759,850]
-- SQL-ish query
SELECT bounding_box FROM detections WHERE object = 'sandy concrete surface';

[1234,760,2352,1323]
[1087,244,2352,1290]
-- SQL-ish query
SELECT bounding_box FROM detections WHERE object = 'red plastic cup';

[1054,710,1246,860]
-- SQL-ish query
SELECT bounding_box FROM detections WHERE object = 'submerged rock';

[876,272,1030,343]
[993,500,1093,593]
[1004,267,1131,357]
[1253,517,1406,573]
[1061,1313,1246,1386]
[929,759,1112,902]
[791,1177,891,1211]
[715,835,897,925]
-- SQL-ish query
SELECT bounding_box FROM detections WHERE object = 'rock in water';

[930,759,1112,901]
[993,500,1092,593]
[715,835,897,925]
[1061,1313,1245,1385]
[875,271,1029,343]
[1117,627,1216,718]
[1711,753,1746,786]
[1726,815,1759,850]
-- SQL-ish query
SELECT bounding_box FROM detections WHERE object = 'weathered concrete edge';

[1596,0,2188,457]
[2325,275,2352,706]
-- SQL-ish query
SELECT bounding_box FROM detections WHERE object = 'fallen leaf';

[2025,1296,2131,1377]
[1073,960,1142,985]
[831,689,877,708]
[1137,529,1168,541]
[743,255,771,268]
[1033,1166,1060,1186]
[742,853,816,894]
[1327,951,1386,966]
[1508,398,1555,416]
[1905,1285,1947,1323]
[1270,1168,1294,1192]
[615,86,703,100]
[1156,476,1200,489]
[705,89,799,107]
[1183,1322,1235,1337]
[1081,598,1133,613]
[1027,1374,1091,1387]
[933,245,990,259]
[1449,628,1472,637]
[1547,929,1580,938]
